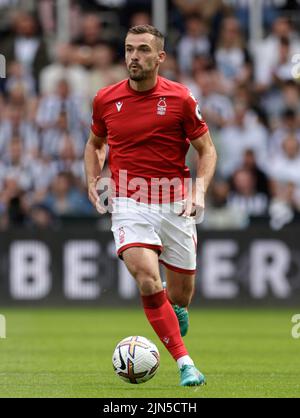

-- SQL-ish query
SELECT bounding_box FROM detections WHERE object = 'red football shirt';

[91,76,208,203]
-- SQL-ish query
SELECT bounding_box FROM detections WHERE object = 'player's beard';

[128,65,150,82]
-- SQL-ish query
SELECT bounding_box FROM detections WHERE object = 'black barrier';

[0,227,299,305]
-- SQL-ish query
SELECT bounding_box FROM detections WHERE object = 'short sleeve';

[90,92,107,137]
[182,91,208,141]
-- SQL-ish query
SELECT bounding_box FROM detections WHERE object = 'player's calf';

[163,283,190,337]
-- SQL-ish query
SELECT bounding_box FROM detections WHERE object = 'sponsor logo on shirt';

[157,97,167,116]
[189,91,203,120]
[195,104,203,121]
[116,101,123,112]
[163,336,170,345]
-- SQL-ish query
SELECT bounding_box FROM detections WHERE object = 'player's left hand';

[179,188,205,220]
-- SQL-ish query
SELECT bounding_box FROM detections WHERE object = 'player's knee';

[168,286,193,307]
[135,270,161,295]
[139,279,161,295]
[170,293,191,307]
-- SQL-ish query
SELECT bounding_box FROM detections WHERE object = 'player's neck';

[129,76,158,92]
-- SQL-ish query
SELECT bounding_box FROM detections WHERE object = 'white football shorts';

[111,197,204,274]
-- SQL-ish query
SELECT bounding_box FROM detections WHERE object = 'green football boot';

[180,365,206,387]
[163,282,189,337]
[173,304,189,337]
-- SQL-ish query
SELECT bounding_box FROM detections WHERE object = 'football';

[112,336,160,384]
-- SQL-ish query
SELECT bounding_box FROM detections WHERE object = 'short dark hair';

[127,24,165,49]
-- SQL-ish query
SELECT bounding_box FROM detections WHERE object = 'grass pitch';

[0,308,299,398]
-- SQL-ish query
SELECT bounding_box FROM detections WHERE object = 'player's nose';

[130,58,140,67]
[130,50,139,60]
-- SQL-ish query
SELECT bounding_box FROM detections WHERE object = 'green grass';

[0,308,299,398]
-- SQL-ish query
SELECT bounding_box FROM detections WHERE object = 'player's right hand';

[88,177,106,214]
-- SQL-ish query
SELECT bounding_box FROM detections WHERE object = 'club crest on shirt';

[157,97,167,116]
[119,227,125,244]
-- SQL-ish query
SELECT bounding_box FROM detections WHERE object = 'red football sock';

[142,290,188,361]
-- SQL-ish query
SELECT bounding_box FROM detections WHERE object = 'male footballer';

[84,25,217,386]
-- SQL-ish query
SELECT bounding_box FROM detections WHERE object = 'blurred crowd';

[0,0,300,230]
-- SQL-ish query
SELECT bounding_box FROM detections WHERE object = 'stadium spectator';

[36,0,56,36]
[268,134,300,195]
[37,0,82,39]
[76,0,133,43]
[88,43,127,97]
[121,0,152,26]
[232,0,279,35]
[269,108,300,156]
[1,137,33,192]
[27,203,57,229]
[191,54,214,77]
[29,156,58,206]
[193,69,234,130]
[273,36,296,83]
[40,43,89,98]
[280,81,300,114]
[214,16,252,85]
[72,13,108,68]
[36,79,89,132]
[159,54,180,82]
[5,60,36,97]
[263,80,300,124]
[0,133,35,227]
[39,109,85,160]
[172,0,224,23]
[217,101,268,178]
[53,129,86,185]
[0,1,20,39]
[253,16,300,91]
[0,11,50,90]
[129,11,151,27]
[171,0,226,45]
[203,178,249,229]
[0,105,39,159]
[177,14,211,75]
[0,176,27,226]
[241,149,270,196]
[43,172,93,216]
[208,179,230,209]
[268,134,300,227]
[227,167,269,218]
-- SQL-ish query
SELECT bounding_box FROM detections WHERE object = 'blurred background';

[0,0,300,306]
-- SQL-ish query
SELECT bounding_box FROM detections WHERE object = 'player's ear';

[158,51,166,64]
